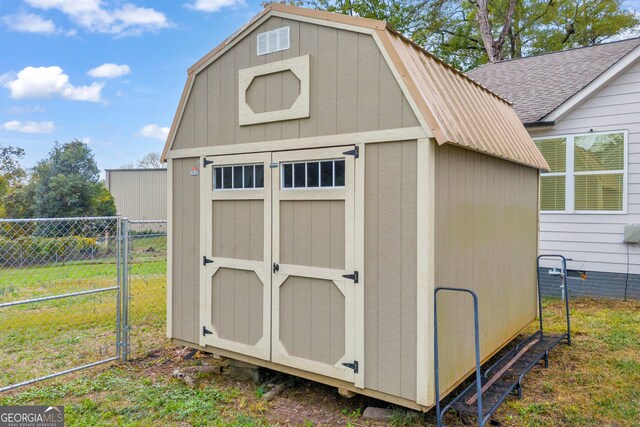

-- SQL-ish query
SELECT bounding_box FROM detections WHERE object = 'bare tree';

[121,152,165,169]
[137,153,164,169]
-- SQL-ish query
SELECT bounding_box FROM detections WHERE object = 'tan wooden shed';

[161,3,549,411]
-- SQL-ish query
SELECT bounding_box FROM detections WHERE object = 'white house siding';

[529,58,640,294]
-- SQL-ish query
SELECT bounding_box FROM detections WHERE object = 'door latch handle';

[273,263,279,273]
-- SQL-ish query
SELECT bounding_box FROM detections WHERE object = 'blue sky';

[0,0,263,173]
[1,0,639,174]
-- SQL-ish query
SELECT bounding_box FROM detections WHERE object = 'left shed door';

[199,153,272,360]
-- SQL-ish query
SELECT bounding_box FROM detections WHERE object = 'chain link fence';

[0,216,167,392]
[125,220,167,360]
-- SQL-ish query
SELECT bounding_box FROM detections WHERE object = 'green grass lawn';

[0,259,165,302]
[0,235,167,388]
[1,363,272,427]
[1,298,638,426]
[496,298,640,427]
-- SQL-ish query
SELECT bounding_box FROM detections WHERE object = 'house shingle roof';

[466,38,640,123]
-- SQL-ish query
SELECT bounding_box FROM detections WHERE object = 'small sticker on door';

[191,167,199,176]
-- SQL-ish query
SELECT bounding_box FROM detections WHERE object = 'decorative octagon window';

[238,55,310,126]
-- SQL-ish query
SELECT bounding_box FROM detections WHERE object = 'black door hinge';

[342,271,359,283]
[342,146,359,158]
[203,158,214,167]
[203,256,214,266]
[342,361,359,373]
[203,326,213,336]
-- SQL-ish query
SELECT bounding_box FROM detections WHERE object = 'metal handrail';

[435,256,572,426]
[537,254,572,345]
[434,287,484,427]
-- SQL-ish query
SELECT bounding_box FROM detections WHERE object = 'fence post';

[116,216,122,361]
[121,218,130,362]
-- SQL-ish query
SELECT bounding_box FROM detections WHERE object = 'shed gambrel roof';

[162,3,548,170]
[467,38,640,124]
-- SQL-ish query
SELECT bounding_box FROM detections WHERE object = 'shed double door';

[200,146,356,383]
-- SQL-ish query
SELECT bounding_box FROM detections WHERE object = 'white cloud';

[186,0,245,12]
[1,12,57,34]
[3,105,46,114]
[24,0,170,35]
[4,66,103,102]
[138,124,169,140]
[88,63,131,78]
[2,120,55,134]
[0,72,14,86]
[114,4,167,27]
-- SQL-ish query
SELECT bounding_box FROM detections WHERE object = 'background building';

[105,168,167,224]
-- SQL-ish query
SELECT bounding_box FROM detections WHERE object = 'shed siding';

[530,58,640,274]
[106,169,167,220]
[434,144,539,396]
[171,158,200,344]
[364,140,418,401]
[171,17,419,151]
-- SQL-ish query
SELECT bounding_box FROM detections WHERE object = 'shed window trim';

[535,130,627,214]
[213,163,265,190]
[281,159,346,189]
[238,55,310,126]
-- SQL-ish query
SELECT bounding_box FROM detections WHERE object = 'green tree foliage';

[0,146,26,185]
[310,0,639,70]
[0,145,27,218]
[21,140,116,218]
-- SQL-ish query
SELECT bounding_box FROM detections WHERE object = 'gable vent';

[257,27,290,56]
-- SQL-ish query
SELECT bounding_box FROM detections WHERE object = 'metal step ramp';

[448,331,567,422]
[434,255,572,427]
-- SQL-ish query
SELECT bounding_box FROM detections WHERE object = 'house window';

[535,131,626,213]
[281,160,345,189]
[536,137,566,211]
[214,164,264,190]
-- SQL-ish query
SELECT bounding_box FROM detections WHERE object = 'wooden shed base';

[171,338,428,412]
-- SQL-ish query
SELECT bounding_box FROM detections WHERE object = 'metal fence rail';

[0,216,167,392]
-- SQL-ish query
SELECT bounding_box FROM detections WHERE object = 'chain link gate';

[121,219,168,361]
[0,216,167,392]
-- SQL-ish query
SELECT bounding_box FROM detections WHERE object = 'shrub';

[0,236,99,267]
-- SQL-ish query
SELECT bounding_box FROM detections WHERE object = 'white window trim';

[213,163,265,191]
[280,159,346,190]
[536,130,628,215]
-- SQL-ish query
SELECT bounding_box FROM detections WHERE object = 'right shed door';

[270,146,357,383]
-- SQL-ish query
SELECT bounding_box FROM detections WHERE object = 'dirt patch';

[127,347,402,426]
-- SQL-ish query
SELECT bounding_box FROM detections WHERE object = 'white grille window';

[256,27,290,56]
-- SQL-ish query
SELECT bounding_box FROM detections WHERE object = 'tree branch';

[473,0,497,60]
